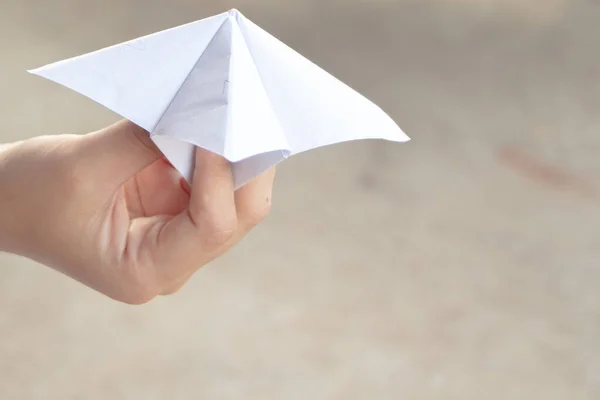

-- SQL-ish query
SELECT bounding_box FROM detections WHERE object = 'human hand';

[0,120,275,304]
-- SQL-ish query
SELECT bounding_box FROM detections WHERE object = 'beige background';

[1,0,599,398]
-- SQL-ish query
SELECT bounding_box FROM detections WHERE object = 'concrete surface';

[1,0,599,398]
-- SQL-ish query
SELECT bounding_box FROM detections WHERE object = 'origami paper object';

[29,9,410,189]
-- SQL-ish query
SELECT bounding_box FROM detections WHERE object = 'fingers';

[77,120,162,189]
[187,148,238,245]
[151,147,237,284]
[155,152,276,296]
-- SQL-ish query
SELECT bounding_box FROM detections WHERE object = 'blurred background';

[1,0,599,398]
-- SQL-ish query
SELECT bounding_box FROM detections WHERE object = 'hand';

[0,120,275,304]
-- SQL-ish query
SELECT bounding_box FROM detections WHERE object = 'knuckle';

[199,209,238,246]
[241,198,272,227]
[208,220,238,245]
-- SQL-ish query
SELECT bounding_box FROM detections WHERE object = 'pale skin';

[0,120,275,304]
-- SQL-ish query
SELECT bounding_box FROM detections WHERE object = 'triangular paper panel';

[234,11,409,155]
[28,12,228,132]
[28,9,409,190]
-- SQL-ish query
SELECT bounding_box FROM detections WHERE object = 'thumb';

[77,120,163,187]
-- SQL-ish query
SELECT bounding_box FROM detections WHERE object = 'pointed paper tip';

[26,67,47,78]
[26,66,52,78]
[227,8,245,20]
[27,63,55,76]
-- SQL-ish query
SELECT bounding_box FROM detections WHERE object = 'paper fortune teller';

[29,9,410,189]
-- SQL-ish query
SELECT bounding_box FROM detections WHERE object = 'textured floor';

[0,0,599,398]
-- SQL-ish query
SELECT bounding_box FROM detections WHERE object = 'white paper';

[29,9,410,189]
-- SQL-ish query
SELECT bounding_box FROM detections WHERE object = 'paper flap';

[28,13,228,132]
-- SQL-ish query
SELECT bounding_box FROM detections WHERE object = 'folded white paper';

[29,9,410,189]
